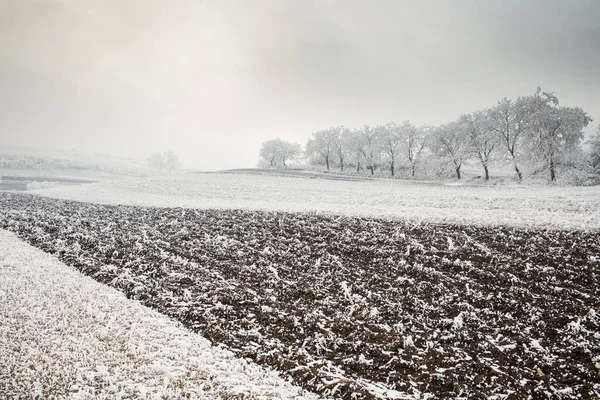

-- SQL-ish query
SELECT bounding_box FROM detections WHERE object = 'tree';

[399,121,429,178]
[461,111,498,180]
[305,128,339,170]
[259,139,300,167]
[260,139,282,167]
[147,151,180,172]
[587,125,600,172]
[378,122,402,176]
[432,121,468,179]
[525,88,592,181]
[279,141,301,166]
[334,127,353,172]
[164,151,180,172]
[358,125,380,175]
[488,98,528,181]
[348,129,365,173]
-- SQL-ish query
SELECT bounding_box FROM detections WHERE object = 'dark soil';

[1,192,599,399]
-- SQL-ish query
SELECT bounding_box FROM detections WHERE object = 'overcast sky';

[1,0,599,170]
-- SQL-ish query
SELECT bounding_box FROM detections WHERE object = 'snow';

[0,229,316,399]
[27,171,600,230]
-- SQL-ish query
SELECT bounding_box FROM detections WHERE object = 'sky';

[1,0,599,170]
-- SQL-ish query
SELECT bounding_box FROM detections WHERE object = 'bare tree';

[348,129,366,173]
[399,121,429,178]
[305,128,339,170]
[280,141,301,166]
[259,139,282,167]
[525,88,592,181]
[461,111,498,180]
[378,122,402,176]
[432,121,468,179]
[587,125,600,173]
[488,98,528,181]
[358,125,380,175]
[334,127,352,172]
[259,139,300,167]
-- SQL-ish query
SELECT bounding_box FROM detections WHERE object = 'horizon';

[1,0,599,169]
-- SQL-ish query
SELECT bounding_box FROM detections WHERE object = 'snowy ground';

[1,193,598,399]
[2,169,599,399]
[0,229,316,399]
[27,171,600,230]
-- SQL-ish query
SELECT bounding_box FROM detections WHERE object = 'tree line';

[260,88,599,182]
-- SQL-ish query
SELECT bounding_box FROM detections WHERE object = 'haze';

[1,0,599,170]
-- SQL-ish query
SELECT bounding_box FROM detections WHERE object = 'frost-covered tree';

[432,121,468,179]
[358,125,381,175]
[279,141,301,166]
[305,128,340,170]
[259,139,300,167]
[147,151,180,172]
[587,125,600,172]
[377,122,402,176]
[259,139,282,167]
[399,121,429,178]
[524,88,592,181]
[348,129,366,172]
[488,98,528,181]
[334,127,353,172]
[461,111,498,180]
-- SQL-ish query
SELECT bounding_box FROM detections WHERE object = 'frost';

[0,230,315,399]
[25,171,600,231]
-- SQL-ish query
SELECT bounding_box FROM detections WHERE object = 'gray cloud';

[1,0,598,169]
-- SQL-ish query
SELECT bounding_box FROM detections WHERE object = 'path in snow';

[0,229,316,399]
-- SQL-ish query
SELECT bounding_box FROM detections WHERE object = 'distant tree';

[378,122,402,176]
[305,128,339,170]
[343,129,364,172]
[461,111,499,180]
[357,125,381,175]
[432,121,468,179]
[164,151,180,172]
[259,139,282,167]
[399,121,430,178]
[334,127,353,172]
[147,151,180,172]
[259,139,300,167]
[488,98,528,181]
[587,125,600,172]
[524,88,592,181]
[280,141,301,166]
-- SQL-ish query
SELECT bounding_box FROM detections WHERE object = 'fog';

[1,0,599,170]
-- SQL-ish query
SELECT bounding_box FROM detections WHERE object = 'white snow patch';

[0,229,316,399]
[28,172,600,230]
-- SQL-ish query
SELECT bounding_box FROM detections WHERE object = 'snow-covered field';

[26,171,600,230]
[0,229,315,399]
[2,169,599,399]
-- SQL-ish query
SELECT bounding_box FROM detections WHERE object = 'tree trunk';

[514,164,522,181]
[509,152,522,182]
[455,165,461,179]
[369,165,374,175]
[356,161,361,173]
[411,162,416,178]
[282,158,286,167]
[483,165,489,180]
[390,160,394,176]
[549,156,556,181]
[325,156,330,171]
[340,158,344,172]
